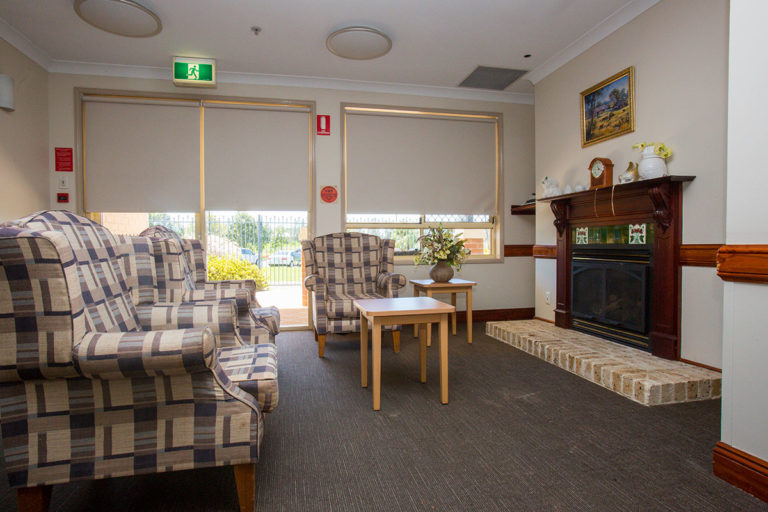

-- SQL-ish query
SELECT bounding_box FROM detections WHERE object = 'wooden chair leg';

[233,463,255,512]
[318,334,326,357]
[17,485,52,512]
[392,330,400,353]
[313,329,318,341]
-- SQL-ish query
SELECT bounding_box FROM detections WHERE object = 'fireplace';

[543,175,694,360]
[571,241,653,350]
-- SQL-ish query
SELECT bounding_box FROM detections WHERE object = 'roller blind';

[345,112,498,215]
[83,97,200,212]
[204,104,310,211]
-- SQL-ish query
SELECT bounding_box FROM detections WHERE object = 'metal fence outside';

[147,211,307,285]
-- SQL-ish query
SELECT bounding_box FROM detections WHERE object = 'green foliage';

[148,213,195,238]
[413,224,470,270]
[223,212,259,250]
[207,256,269,290]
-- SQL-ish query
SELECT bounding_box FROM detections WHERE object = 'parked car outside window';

[240,248,258,264]
[269,249,301,267]
[290,249,302,266]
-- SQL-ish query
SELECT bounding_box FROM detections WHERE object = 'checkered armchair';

[140,225,280,344]
[302,232,407,357]
[0,211,269,512]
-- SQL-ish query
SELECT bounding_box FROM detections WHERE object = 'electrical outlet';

[545,292,551,305]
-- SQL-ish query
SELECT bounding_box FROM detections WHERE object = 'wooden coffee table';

[411,278,477,345]
[355,297,455,411]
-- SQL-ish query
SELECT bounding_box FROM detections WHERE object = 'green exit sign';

[172,57,216,87]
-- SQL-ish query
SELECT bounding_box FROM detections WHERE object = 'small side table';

[411,278,477,346]
[355,297,455,410]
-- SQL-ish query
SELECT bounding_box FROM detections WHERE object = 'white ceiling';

[0,0,658,102]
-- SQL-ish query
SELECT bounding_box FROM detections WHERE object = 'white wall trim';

[0,17,52,69]
[46,59,534,104]
[524,0,661,84]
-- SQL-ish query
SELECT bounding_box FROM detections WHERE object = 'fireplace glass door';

[571,248,652,349]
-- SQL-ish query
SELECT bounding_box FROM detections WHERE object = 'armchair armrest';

[196,279,258,295]
[74,327,215,379]
[182,288,252,310]
[135,302,237,335]
[376,272,407,297]
[303,274,325,292]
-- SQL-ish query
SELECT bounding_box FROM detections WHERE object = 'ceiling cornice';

[2,0,661,103]
[47,60,535,104]
[0,17,52,69]
[523,0,661,84]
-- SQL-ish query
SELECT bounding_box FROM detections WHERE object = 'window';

[342,104,502,262]
[100,212,196,237]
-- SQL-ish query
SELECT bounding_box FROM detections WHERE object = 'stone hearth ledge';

[485,320,721,406]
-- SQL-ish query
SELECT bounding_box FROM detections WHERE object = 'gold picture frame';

[581,66,635,147]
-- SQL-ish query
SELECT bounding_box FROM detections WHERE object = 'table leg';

[372,320,382,411]
[467,288,473,344]
[426,290,433,347]
[413,288,419,337]
[360,314,368,388]
[439,314,449,404]
[419,322,427,383]
[450,292,457,335]
[392,330,400,353]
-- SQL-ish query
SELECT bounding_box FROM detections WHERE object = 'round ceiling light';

[326,26,392,60]
[74,0,162,38]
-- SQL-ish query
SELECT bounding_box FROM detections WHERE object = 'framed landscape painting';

[580,66,635,147]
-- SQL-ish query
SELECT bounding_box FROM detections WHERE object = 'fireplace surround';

[541,176,694,360]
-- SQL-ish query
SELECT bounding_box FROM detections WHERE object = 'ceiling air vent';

[458,66,527,90]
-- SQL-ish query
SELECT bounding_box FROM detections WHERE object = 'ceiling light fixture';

[74,0,162,38]
[326,26,392,60]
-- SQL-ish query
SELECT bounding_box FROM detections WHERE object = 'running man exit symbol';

[172,57,216,87]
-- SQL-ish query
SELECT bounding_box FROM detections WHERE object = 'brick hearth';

[486,320,721,406]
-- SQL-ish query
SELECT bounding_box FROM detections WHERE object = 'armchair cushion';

[326,289,385,319]
[218,344,278,413]
[74,327,215,379]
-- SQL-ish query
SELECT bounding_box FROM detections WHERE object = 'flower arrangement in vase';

[632,141,673,179]
[414,225,471,282]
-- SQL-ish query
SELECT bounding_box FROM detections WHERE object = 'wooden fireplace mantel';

[539,175,695,360]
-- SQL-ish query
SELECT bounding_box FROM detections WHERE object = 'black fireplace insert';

[570,246,652,350]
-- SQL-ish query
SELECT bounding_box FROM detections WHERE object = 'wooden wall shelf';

[510,203,535,215]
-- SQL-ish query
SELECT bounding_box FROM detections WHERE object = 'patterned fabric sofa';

[302,232,407,357]
[0,211,276,512]
[140,225,280,344]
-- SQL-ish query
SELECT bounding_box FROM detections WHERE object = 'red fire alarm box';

[57,193,69,203]
[317,115,330,136]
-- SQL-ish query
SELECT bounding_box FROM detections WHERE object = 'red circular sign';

[320,186,338,204]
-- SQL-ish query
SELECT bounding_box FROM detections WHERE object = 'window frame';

[341,103,504,264]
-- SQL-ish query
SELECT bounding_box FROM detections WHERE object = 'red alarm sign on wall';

[320,186,338,203]
[317,115,330,136]
[55,147,73,172]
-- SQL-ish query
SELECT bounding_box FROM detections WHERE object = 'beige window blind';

[345,111,498,215]
[203,103,311,211]
[83,96,200,212]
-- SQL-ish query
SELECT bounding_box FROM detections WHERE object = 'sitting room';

[0,0,766,510]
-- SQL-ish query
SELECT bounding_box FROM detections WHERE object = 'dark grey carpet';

[0,325,765,511]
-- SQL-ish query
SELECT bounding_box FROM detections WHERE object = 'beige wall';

[721,0,768,462]
[533,0,729,367]
[0,37,49,221]
[47,73,536,311]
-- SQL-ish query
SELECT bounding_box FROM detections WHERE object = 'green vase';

[429,260,454,282]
